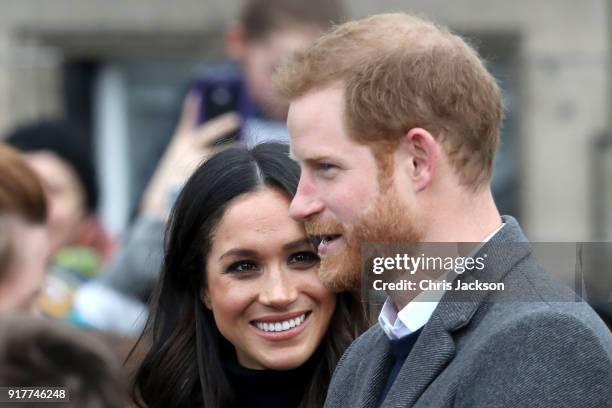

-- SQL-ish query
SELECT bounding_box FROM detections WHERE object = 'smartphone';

[194,75,248,145]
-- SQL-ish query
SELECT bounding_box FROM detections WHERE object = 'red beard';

[305,186,424,292]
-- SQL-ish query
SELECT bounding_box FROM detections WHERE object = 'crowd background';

[0,0,610,242]
[0,0,611,405]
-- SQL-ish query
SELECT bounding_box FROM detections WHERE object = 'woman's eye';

[288,251,320,268]
[226,260,259,274]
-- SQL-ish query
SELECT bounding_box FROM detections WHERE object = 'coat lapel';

[382,314,455,408]
[353,329,394,408]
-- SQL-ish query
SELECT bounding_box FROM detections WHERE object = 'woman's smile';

[252,311,311,340]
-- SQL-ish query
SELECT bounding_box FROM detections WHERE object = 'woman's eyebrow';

[218,248,258,261]
[283,238,311,251]
[218,238,311,261]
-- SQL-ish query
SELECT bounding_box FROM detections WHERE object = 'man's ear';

[200,287,212,310]
[397,127,439,191]
[225,22,246,61]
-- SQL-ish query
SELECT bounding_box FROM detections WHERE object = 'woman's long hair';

[131,143,368,408]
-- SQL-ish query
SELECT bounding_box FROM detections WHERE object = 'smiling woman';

[131,143,367,408]
[203,187,336,372]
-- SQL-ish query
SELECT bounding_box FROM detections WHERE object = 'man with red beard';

[275,13,612,408]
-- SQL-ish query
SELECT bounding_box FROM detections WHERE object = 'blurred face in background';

[203,187,336,370]
[22,152,87,254]
[227,23,323,121]
[0,216,49,314]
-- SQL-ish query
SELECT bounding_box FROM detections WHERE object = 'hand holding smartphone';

[141,93,240,219]
[194,73,251,145]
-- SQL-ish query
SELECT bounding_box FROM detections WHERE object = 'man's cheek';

[337,188,376,220]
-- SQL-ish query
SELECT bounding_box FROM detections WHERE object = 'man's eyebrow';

[288,148,335,164]
[304,155,336,164]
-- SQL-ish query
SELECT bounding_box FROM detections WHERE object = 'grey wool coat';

[325,216,612,408]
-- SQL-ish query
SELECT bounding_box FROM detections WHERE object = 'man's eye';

[319,163,336,170]
[315,163,339,178]
[226,261,259,273]
[288,251,320,268]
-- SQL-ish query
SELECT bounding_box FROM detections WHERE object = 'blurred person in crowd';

[5,120,114,320]
[131,143,367,408]
[276,13,612,408]
[5,119,111,257]
[76,0,346,335]
[212,0,347,141]
[142,0,347,220]
[0,144,48,314]
[0,314,126,407]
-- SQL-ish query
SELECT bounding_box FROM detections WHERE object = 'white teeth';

[254,313,308,332]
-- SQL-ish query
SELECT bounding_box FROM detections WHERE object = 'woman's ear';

[200,287,212,310]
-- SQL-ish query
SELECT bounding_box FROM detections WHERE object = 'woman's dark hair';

[131,142,367,408]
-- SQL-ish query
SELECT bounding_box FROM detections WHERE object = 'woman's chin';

[253,348,314,371]
[261,357,308,371]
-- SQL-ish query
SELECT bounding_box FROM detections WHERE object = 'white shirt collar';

[379,295,440,340]
[378,222,505,340]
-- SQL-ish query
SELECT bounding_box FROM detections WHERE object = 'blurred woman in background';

[132,143,367,408]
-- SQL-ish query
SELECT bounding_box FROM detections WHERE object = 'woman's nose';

[258,267,298,308]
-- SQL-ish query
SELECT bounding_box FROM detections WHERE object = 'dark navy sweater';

[376,329,422,406]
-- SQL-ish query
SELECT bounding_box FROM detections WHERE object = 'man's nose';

[289,176,324,221]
